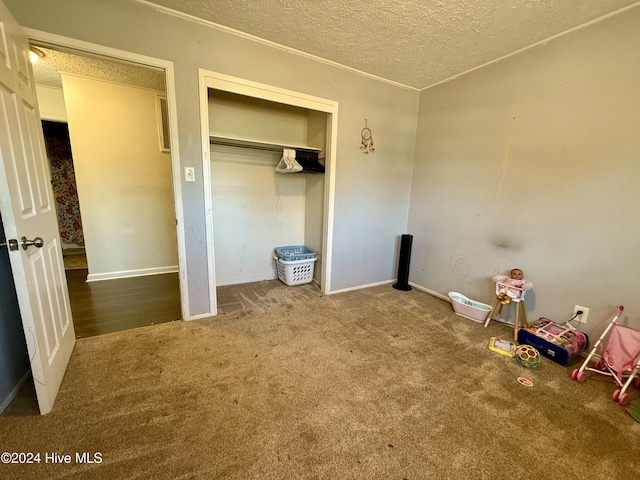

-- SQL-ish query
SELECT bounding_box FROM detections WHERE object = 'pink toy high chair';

[484,281,530,340]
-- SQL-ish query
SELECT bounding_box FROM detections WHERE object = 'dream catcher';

[360,120,375,154]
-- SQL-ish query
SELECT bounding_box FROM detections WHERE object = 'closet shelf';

[210,134,322,153]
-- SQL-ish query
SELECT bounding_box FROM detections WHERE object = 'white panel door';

[0,0,75,415]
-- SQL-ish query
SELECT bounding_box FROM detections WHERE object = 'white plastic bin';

[448,292,492,323]
[274,245,317,286]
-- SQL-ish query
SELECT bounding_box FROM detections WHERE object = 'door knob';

[1,239,19,251]
[20,236,44,250]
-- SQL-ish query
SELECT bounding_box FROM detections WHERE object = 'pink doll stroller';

[571,305,640,405]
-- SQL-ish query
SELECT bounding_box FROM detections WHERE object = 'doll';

[492,268,533,300]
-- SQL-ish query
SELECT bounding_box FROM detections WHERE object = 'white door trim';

[22,28,192,320]
[198,69,338,315]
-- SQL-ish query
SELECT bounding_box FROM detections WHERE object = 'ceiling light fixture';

[29,47,45,63]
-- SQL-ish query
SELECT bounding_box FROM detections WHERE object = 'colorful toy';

[572,305,640,406]
[627,404,640,422]
[517,377,534,387]
[518,318,588,366]
[488,337,515,357]
[515,344,541,368]
[484,268,534,340]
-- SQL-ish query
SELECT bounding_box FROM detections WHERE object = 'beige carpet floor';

[1,280,639,479]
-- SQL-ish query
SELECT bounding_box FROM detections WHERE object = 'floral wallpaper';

[43,121,85,245]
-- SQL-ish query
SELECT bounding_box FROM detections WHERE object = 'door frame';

[198,69,338,315]
[24,28,190,320]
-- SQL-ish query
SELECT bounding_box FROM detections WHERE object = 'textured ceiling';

[32,46,165,91]
[140,0,638,89]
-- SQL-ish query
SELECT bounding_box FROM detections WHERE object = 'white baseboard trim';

[216,275,278,287]
[310,278,453,302]
[409,282,451,303]
[184,312,214,321]
[87,265,179,282]
[328,279,394,295]
[0,371,31,414]
[216,276,323,288]
[410,284,518,325]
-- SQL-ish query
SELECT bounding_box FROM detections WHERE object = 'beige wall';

[304,110,327,282]
[22,1,637,334]
[62,74,178,279]
[209,91,311,146]
[210,144,307,285]
[409,6,640,334]
[7,0,419,313]
[209,94,326,285]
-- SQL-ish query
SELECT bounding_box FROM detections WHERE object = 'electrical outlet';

[184,167,195,182]
[573,305,589,324]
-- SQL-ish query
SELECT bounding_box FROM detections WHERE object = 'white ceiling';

[140,0,638,90]
[31,46,165,90]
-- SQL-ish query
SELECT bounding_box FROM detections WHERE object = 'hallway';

[66,268,181,338]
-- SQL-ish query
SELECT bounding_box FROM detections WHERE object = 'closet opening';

[199,70,338,315]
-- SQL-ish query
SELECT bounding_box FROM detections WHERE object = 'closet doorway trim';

[198,69,338,315]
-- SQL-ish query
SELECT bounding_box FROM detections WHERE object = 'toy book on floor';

[488,337,516,357]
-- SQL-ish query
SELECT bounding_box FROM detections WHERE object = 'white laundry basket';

[274,246,317,286]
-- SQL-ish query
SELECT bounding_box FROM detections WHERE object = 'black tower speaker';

[393,234,413,291]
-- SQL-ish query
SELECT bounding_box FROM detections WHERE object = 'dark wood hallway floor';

[65,268,181,338]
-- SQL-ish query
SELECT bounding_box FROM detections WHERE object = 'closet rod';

[210,139,280,153]
[209,136,321,153]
